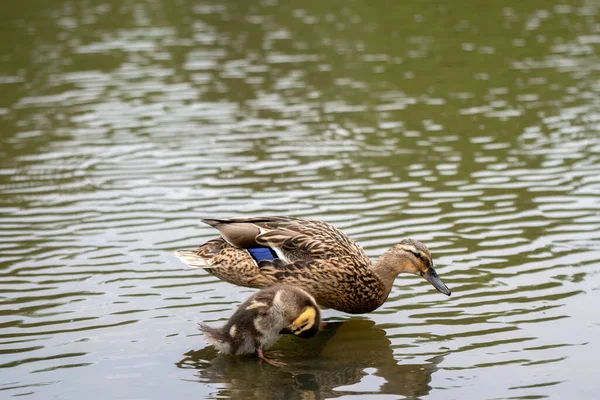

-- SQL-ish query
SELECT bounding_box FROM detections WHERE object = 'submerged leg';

[264,350,285,358]
[257,348,286,367]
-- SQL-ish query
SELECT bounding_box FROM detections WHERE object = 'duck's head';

[385,239,451,296]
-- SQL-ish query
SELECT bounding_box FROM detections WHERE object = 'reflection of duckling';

[200,285,320,366]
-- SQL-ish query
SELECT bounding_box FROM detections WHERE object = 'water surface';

[1,0,600,398]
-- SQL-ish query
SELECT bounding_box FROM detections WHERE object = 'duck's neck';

[371,249,415,298]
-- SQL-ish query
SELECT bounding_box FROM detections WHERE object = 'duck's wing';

[201,217,370,265]
[256,257,381,312]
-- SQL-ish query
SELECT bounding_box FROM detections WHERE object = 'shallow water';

[1,0,600,398]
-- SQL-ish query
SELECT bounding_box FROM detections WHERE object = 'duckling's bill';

[422,268,451,296]
[279,306,319,338]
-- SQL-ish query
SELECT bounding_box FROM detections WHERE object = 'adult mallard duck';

[200,284,320,366]
[175,216,451,314]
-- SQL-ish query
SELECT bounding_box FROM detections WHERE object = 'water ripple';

[1,0,600,398]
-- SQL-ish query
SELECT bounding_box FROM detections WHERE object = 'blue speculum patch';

[247,247,277,262]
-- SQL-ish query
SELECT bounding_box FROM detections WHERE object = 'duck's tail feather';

[174,238,225,269]
[174,249,215,269]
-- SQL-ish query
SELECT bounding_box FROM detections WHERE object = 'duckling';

[200,284,320,366]
[175,216,451,314]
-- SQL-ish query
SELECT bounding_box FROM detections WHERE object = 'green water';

[1,0,600,398]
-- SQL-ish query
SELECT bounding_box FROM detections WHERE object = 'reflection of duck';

[175,217,451,314]
[200,285,320,366]
[177,319,445,399]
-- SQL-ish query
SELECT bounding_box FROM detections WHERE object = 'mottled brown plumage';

[175,216,451,314]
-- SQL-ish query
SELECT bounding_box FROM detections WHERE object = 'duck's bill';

[422,268,451,296]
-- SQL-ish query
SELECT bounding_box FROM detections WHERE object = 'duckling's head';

[382,239,451,296]
[277,287,321,339]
